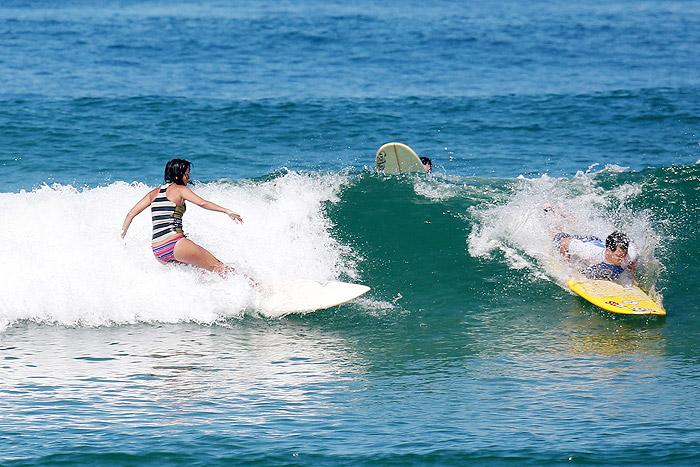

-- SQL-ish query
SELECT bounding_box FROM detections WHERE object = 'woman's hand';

[226,210,243,223]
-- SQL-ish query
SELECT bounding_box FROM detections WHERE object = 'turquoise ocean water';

[2,1,700,465]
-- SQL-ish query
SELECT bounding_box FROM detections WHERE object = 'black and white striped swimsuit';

[150,184,186,262]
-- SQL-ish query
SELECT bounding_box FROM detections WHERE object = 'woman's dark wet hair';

[164,159,191,186]
[606,231,630,251]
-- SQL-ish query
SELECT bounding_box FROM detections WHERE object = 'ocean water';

[2,0,700,465]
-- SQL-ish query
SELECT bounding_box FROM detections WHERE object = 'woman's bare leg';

[173,238,232,276]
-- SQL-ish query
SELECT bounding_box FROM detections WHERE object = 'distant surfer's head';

[606,231,630,252]
[420,157,432,173]
[164,159,192,185]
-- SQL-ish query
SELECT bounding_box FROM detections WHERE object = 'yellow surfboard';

[375,142,427,174]
[567,278,666,316]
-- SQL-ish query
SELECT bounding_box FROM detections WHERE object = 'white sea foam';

[412,173,465,201]
[0,171,357,330]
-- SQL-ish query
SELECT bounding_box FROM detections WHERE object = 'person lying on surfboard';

[555,231,638,283]
[121,158,243,277]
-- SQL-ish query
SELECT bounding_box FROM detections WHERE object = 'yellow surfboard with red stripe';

[567,278,665,316]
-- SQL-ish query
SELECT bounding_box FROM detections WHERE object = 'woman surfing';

[121,159,243,277]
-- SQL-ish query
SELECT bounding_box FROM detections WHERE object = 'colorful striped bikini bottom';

[152,235,185,263]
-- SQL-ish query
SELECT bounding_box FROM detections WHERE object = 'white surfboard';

[258,279,370,318]
[375,142,427,174]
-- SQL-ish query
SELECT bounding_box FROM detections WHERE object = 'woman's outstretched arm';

[175,185,243,223]
[121,187,160,238]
